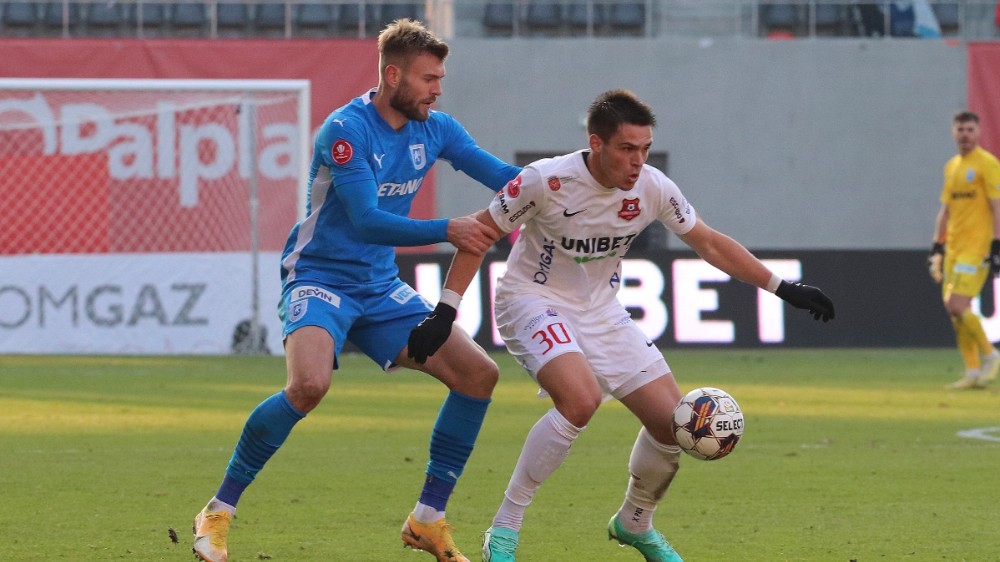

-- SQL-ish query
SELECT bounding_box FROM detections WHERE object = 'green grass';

[1,349,999,561]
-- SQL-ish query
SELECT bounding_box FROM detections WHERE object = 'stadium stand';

[934,2,960,35]
[482,1,514,35]
[254,2,286,35]
[524,1,562,34]
[216,2,249,35]
[761,2,800,37]
[567,2,605,34]
[137,1,167,34]
[609,1,644,33]
[295,1,335,35]
[2,1,999,41]
[1,1,39,34]
[171,2,207,35]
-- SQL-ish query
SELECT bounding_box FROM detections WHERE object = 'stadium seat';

[379,3,419,27]
[295,2,335,35]
[933,2,959,35]
[889,1,915,36]
[339,2,378,36]
[2,1,39,31]
[483,2,514,35]
[41,1,80,35]
[524,1,562,33]
[813,4,847,36]
[137,2,167,31]
[854,3,885,37]
[86,2,129,35]
[609,2,644,33]
[215,2,249,33]
[568,2,605,33]
[171,2,206,35]
[255,3,286,36]
[762,3,800,37]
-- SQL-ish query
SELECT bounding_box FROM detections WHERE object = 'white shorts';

[495,292,669,400]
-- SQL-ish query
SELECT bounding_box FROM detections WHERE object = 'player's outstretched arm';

[774,280,835,322]
[447,213,501,256]
[678,219,835,322]
[408,210,501,363]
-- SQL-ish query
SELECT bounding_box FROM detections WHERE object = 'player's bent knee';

[557,396,601,428]
[285,375,330,412]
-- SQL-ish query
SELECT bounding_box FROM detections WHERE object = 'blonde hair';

[377,19,449,77]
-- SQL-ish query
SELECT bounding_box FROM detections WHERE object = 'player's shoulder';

[319,96,374,145]
[525,151,582,178]
[425,108,463,131]
[638,164,680,193]
[977,146,1000,167]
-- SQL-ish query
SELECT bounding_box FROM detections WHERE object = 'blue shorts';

[278,279,432,371]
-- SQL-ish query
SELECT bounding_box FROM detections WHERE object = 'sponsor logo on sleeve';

[668,197,687,223]
[332,140,353,165]
[619,197,641,221]
[506,176,522,198]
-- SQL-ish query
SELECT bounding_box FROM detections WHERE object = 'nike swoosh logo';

[563,208,586,217]
[645,341,654,347]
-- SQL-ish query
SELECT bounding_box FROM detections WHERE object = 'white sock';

[618,427,681,534]
[491,408,583,531]
[412,502,444,523]
[207,497,236,516]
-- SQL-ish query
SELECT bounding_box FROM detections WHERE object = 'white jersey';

[488,149,697,312]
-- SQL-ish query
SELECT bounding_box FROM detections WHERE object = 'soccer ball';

[672,387,744,460]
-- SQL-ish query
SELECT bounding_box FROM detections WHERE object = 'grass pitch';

[1,349,998,561]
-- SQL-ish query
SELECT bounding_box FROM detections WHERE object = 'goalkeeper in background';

[929,110,1000,390]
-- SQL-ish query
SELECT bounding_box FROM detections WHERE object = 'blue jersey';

[280,89,520,286]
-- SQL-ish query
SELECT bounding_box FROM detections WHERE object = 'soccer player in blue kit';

[192,19,519,562]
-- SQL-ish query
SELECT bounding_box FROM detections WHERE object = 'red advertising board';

[0,38,437,245]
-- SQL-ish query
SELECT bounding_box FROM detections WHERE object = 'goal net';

[0,78,310,355]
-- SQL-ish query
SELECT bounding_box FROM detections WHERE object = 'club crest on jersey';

[547,176,561,191]
[332,139,353,165]
[506,176,522,198]
[967,169,976,182]
[619,198,641,221]
[289,299,307,322]
[409,144,426,170]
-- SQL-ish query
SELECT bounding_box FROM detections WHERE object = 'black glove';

[775,280,835,322]
[407,303,457,364]
[928,242,944,284]
[987,240,1000,277]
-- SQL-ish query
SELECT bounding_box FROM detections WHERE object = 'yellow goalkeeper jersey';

[941,146,1000,258]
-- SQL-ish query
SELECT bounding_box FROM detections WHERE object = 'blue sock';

[420,391,491,510]
[216,390,305,507]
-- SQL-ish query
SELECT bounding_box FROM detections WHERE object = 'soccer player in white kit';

[407,90,835,562]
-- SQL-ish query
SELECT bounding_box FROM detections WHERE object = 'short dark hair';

[586,89,656,141]
[954,110,979,124]
[378,19,449,76]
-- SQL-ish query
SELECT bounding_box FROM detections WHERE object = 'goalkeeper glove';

[407,302,457,364]
[987,240,1000,277]
[775,280,835,322]
[928,242,944,284]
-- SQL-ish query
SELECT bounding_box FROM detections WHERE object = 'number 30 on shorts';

[532,322,573,355]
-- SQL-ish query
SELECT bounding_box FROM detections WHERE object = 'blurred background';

[1,0,999,354]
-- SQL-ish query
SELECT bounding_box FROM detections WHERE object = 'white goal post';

[0,78,311,355]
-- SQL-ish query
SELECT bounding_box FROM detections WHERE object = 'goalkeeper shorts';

[944,254,990,299]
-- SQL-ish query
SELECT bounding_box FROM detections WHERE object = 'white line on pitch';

[956,427,1000,442]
